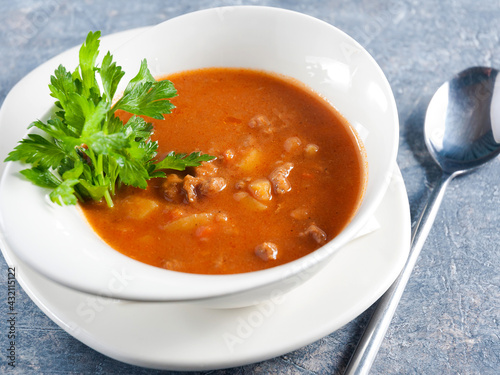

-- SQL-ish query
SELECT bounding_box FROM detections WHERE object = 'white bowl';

[0,6,398,307]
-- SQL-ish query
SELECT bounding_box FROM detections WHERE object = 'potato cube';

[237,148,262,172]
[122,196,159,219]
[163,213,214,231]
[248,178,272,201]
[233,191,268,211]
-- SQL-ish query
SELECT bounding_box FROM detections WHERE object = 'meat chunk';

[162,174,183,202]
[269,162,294,194]
[290,207,310,220]
[183,175,200,203]
[302,224,327,245]
[248,114,273,134]
[162,159,226,204]
[194,161,218,177]
[284,136,302,153]
[255,242,278,261]
[182,175,227,203]
[222,149,235,161]
[162,259,183,271]
[304,143,319,156]
[234,178,248,190]
[198,177,227,197]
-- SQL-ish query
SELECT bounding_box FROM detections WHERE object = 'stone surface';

[0,0,499,374]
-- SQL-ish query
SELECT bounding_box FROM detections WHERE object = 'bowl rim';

[0,5,399,302]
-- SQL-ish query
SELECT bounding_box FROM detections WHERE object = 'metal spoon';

[344,66,500,375]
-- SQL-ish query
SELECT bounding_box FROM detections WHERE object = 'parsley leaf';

[20,167,60,188]
[113,60,176,119]
[154,151,216,171]
[8,133,67,169]
[5,31,214,207]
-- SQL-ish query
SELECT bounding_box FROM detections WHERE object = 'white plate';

[0,28,410,371]
[1,164,409,371]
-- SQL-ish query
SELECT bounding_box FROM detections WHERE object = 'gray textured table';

[1,1,499,374]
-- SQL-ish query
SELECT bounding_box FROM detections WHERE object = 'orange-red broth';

[81,68,367,275]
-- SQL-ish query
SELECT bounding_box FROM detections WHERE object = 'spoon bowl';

[345,66,500,375]
[425,67,500,175]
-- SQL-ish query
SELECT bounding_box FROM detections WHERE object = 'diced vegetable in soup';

[80,68,367,274]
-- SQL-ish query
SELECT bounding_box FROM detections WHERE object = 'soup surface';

[81,68,366,274]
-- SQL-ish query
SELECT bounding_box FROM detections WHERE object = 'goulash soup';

[80,68,367,274]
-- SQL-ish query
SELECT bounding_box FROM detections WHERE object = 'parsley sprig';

[5,31,214,207]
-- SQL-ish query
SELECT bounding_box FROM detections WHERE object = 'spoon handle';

[343,172,454,375]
